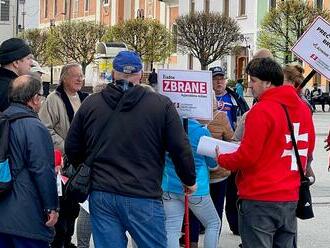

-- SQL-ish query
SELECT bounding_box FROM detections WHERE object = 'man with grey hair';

[39,63,88,248]
[65,51,196,248]
[0,75,59,247]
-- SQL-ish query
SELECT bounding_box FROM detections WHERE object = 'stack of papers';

[197,136,239,158]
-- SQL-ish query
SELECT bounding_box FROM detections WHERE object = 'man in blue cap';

[65,51,196,248]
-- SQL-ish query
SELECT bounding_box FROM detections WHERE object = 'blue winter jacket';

[162,119,217,196]
[0,103,58,242]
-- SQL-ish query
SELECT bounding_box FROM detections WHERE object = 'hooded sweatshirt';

[65,83,196,199]
[218,85,315,202]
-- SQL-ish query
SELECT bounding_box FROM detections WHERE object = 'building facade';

[0,0,40,44]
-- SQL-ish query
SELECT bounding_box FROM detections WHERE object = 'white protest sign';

[291,16,330,80]
[158,69,213,120]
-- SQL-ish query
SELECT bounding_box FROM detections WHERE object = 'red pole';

[184,191,190,248]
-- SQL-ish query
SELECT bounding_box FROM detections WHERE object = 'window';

[54,0,57,15]
[188,54,194,70]
[269,0,276,10]
[315,0,323,9]
[73,0,78,14]
[0,0,10,21]
[224,0,229,17]
[85,0,89,11]
[239,0,246,16]
[314,73,321,85]
[64,0,67,14]
[204,0,210,13]
[172,24,177,52]
[190,0,195,14]
[44,0,48,18]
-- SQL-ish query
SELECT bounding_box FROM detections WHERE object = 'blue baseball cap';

[113,51,143,74]
[209,66,225,77]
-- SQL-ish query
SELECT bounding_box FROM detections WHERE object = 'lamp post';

[50,19,55,85]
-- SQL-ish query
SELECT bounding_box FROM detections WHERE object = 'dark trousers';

[238,200,297,248]
[0,233,49,248]
[225,173,239,235]
[189,179,227,242]
[51,197,80,248]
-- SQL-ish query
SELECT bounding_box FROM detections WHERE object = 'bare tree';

[259,0,330,64]
[50,21,106,73]
[175,11,241,70]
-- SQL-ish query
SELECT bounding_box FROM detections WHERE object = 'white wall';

[0,0,17,44]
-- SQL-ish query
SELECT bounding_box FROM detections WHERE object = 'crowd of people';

[0,37,318,248]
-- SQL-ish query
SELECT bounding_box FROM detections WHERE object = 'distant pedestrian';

[0,38,33,112]
[148,68,158,87]
[235,79,244,98]
[0,75,59,247]
[311,83,324,112]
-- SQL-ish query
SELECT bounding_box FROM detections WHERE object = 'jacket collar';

[55,84,88,123]
[0,67,18,79]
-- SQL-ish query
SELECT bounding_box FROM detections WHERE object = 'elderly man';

[65,51,196,248]
[0,38,33,112]
[39,63,88,248]
[216,58,315,248]
[0,75,58,248]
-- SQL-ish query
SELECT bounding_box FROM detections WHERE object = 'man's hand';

[45,210,59,227]
[184,184,197,195]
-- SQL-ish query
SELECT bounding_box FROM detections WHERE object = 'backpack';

[0,112,36,198]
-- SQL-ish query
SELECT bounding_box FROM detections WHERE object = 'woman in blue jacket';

[162,119,220,248]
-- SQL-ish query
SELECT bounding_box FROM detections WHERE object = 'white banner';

[158,69,213,120]
[291,16,330,80]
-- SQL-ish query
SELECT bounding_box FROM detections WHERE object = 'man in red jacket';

[216,58,315,248]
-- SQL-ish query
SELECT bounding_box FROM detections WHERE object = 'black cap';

[0,38,32,65]
[209,66,225,77]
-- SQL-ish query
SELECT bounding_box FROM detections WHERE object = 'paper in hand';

[197,136,239,158]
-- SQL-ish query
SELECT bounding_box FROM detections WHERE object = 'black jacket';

[0,67,17,112]
[65,83,196,199]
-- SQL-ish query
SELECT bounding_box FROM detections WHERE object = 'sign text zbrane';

[163,80,207,94]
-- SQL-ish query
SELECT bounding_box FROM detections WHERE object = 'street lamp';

[50,19,55,85]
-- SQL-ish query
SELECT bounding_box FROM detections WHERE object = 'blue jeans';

[163,192,220,248]
[0,233,49,248]
[89,191,167,248]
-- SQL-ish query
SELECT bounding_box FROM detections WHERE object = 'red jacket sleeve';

[218,107,271,171]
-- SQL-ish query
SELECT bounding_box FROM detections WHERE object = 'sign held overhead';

[291,16,330,80]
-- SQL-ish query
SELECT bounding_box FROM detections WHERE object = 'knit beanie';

[0,38,32,65]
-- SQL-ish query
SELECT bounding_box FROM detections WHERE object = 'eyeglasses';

[71,74,85,80]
